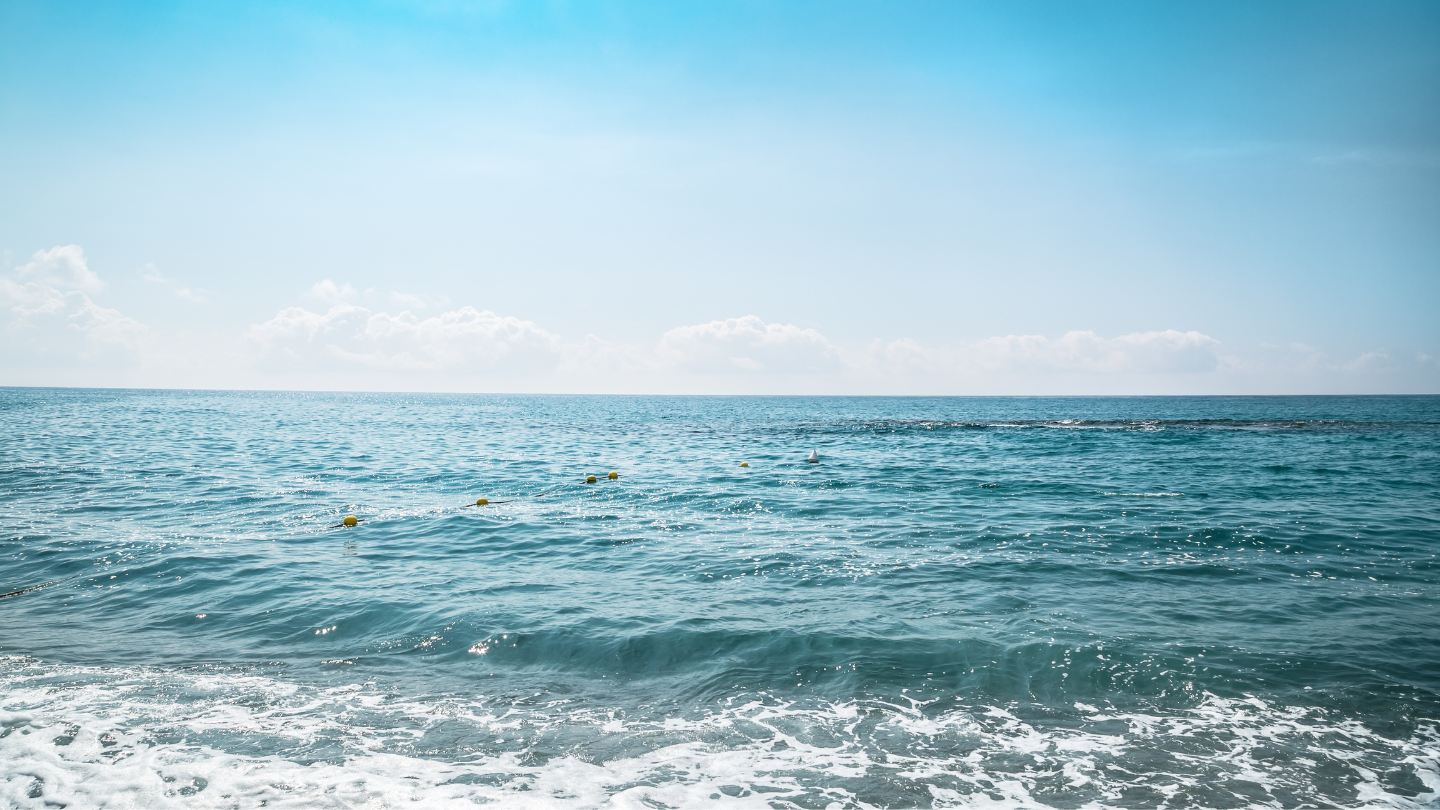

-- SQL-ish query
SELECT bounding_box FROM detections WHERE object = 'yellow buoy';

[476,498,488,506]
[586,475,597,484]
[740,462,749,467]
[608,471,618,479]
[342,515,358,527]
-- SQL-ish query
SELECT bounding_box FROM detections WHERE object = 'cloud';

[389,292,429,310]
[986,329,1221,373]
[32,251,1422,392]
[1229,342,1412,378]
[138,262,207,304]
[65,298,149,355]
[240,303,1234,392]
[243,308,850,380]
[866,329,1222,376]
[8,261,1418,392]
[13,245,104,294]
[1342,351,1392,372]
[655,316,843,374]
[245,304,561,371]
[1,247,147,363]
[307,280,361,304]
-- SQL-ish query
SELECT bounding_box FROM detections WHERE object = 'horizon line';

[3,385,1436,399]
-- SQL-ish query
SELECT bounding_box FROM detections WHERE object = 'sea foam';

[3,658,1436,809]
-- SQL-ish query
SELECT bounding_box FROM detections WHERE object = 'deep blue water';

[1,390,1438,808]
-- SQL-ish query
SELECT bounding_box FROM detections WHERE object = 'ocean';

[1,389,1437,809]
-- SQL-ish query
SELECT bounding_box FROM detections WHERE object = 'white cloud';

[1340,351,1392,372]
[138,262,208,305]
[350,307,560,369]
[389,291,429,310]
[864,329,1222,376]
[66,297,149,356]
[555,334,654,376]
[240,306,1232,390]
[977,329,1220,373]
[244,303,371,357]
[21,248,1420,393]
[245,304,561,371]
[1229,342,1412,378]
[0,276,67,320]
[655,315,843,374]
[1,247,147,364]
[5,255,1402,392]
[307,279,361,305]
[14,245,105,294]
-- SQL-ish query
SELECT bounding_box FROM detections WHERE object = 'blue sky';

[1,0,1436,393]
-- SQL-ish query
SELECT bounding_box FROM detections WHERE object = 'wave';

[2,658,1437,809]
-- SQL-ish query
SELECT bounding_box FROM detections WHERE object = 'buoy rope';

[0,575,78,600]
[464,482,575,506]
[326,457,816,530]
[328,476,612,528]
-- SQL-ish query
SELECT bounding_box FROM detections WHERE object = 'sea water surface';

[1,390,1438,809]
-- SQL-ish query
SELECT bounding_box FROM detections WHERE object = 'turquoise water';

[1,389,1438,808]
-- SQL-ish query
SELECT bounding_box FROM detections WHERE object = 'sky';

[1,0,1437,394]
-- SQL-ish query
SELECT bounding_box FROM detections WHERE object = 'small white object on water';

[807,450,819,463]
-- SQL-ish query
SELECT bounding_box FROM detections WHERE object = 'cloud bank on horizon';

[0,1,1436,394]
[2,247,1430,394]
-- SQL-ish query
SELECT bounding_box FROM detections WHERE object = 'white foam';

[2,657,1436,809]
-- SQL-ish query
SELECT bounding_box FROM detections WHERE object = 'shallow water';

[1,390,1438,808]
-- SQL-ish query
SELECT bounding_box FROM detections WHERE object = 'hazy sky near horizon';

[2,0,1437,393]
